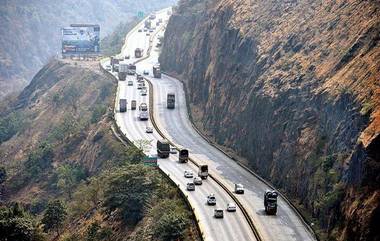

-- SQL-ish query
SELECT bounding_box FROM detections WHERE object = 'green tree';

[56,163,86,199]
[0,203,45,241]
[42,200,67,237]
[24,142,54,179]
[103,165,158,224]
[85,222,100,241]
[91,105,107,124]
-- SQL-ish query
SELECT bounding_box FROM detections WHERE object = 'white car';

[170,147,177,154]
[141,89,147,96]
[227,203,237,212]
[143,70,149,75]
[186,182,195,191]
[146,126,153,133]
[184,170,193,178]
[105,65,111,71]
[214,208,224,218]
[193,177,202,185]
[137,83,144,89]
[128,81,133,86]
[207,194,216,205]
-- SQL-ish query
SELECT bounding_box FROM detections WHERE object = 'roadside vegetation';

[0,60,199,241]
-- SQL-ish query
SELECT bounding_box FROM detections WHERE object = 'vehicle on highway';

[149,29,154,33]
[264,190,278,215]
[140,89,147,96]
[138,29,142,32]
[131,100,136,110]
[139,103,148,111]
[198,164,208,179]
[193,177,202,185]
[234,183,244,194]
[135,48,143,58]
[146,33,150,36]
[157,139,170,158]
[146,126,153,133]
[136,74,144,81]
[105,65,111,71]
[138,83,145,89]
[119,99,127,113]
[128,80,133,86]
[214,208,224,218]
[170,147,177,154]
[184,170,193,178]
[179,149,189,163]
[143,28,147,32]
[227,203,237,212]
[167,93,175,109]
[153,65,161,78]
[125,55,130,59]
[207,194,216,205]
[138,111,149,121]
[186,182,195,191]
[143,70,149,75]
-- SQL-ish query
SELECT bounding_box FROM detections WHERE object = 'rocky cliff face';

[0,0,176,100]
[160,0,380,240]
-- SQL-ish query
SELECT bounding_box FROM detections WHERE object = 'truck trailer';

[119,99,127,112]
[153,65,161,78]
[135,48,143,58]
[179,149,189,163]
[167,93,175,109]
[198,164,208,179]
[157,139,170,158]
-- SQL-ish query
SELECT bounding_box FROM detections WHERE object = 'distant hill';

[0,0,176,100]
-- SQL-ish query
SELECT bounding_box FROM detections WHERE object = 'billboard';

[62,24,100,54]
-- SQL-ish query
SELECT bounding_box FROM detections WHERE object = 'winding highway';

[103,7,316,241]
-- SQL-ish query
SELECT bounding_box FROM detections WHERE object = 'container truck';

[127,64,136,75]
[157,139,170,158]
[264,190,278,215]
[153,65,161,78]
[179,149,189,163]
[131,100,136,110]
[167,93,175,109]
[119,99,127,112]
[198,164,208,179]
[135,48,143,58]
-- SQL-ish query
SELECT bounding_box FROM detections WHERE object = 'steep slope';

[0,59,199,241]
[160,0,380,240]
[0,0,176,100]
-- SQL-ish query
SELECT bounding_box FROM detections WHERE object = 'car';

[138,29,142,32]
[140,89,147,96]
[128,80,133,86]
[146,126,153,133]
[146,33,150,36]
[184,170,193,178]
[207,194,216,205]
[149,29,154,32]
[143,70,149,75]
[227,203,237,212]
[170,147,177,154]
[106,66,111,71]
[137,83,144,89]
[234,183,244,194]
[143,28,148,32]
[193,177,202,185]
[125,55,130,59]
[214,208,224,218]
[187,182,195,191]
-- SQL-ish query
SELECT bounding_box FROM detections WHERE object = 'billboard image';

[61,24,100,54]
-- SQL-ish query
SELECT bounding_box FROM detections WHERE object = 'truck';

[157,139,170,158]
[118,62,129,80]
[144,20,151,29]
[119,99,127,112]
[264,190,278,215]
[198,164,208,179]
[131,100,136,110]
[167,93,175,109]
[179,149,189,163]
[135,48,143,58]
[153,65,161,78]
[127,64,136,75]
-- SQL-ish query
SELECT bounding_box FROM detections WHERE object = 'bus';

[157,139,170,158]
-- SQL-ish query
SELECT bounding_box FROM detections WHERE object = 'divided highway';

[103,7,316,241]
[102,9,257,241]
